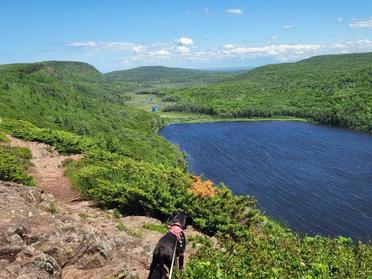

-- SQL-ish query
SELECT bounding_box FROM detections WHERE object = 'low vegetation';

[0,131,9,142]
[142,223,168,234]
[0,143,35,186]
[182,225,372,279]
[116,222,144,238]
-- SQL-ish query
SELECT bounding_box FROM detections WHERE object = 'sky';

[0,0,372,72]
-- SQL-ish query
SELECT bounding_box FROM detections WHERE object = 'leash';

[168,239,177,279]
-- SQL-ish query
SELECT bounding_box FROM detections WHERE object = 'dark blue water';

[160,121,372,242]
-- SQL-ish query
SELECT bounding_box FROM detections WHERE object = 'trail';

[9,136,82,203]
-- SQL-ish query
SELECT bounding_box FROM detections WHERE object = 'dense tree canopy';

[163,53,372,132]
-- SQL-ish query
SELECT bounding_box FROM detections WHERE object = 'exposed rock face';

[0,181,183,279]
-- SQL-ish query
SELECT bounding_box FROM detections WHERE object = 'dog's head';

[171,212,188,230]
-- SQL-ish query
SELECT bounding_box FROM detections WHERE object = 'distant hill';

[236,52,372,81]
[163,52,372,131]
[105,66,237,84]
[0,61,103,83]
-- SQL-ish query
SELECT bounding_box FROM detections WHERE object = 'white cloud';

[155,49,171,56]
[101,42,134,50]
[176,37,194,46]
[132,45,144,54]
[283,25,292,30]
[226,8,243,15]
[349,17,372,28]
[175,46,191,54]
[68,41,136,50]
[66,37,372,67]
[218,39,372,61]
[223,44,235,49]
[68,41,98,48]
[271,35,279,41]
[152,39,371,63]
[224,44,322,56]
[337,17,344,23]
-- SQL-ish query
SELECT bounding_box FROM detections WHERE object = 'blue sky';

[1,0,371,72]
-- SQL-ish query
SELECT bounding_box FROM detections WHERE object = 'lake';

[160,121,372,242]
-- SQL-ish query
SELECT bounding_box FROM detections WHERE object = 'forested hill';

[105,65,237,84]
[0,61,103,82]
[0,61,184,166]
[163,52,372,132]
[236,52,372,81]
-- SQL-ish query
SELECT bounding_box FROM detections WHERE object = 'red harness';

[169,225,183,241]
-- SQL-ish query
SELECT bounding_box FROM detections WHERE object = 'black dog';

[147,213,187,279]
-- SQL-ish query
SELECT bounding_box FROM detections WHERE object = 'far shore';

[159,112,309,125]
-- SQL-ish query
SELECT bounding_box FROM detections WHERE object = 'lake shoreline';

[161,113,309,125]
[159,113,372,136]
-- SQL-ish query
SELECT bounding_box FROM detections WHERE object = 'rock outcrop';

[0,181,203,279]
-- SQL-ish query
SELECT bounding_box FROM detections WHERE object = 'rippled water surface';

[160,121,372,241]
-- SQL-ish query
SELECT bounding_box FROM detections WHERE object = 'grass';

[116,222,144,238]
[125,93,166,112]
[142,223,168,234]
[48,201,59,214]
[160,112,309,125]
[0,131,9,142]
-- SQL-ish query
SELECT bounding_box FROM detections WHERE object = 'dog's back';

[148,213,187,279]
[148,232,178,279]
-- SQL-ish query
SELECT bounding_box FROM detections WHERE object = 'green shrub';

[0,145,35,185]
[181,222,372,279]
[0,119,96,154]
[67,155,257,239]
[0,132,9,142]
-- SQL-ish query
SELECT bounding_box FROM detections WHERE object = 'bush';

[0,145,35,185]
[181,221,372,278]
[0,119,96,154]
[67,155,257,239]
[0,132,9,142]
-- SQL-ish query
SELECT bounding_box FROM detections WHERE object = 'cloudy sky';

[1,0,372,72]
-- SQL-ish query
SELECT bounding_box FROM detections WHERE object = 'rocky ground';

[0,137,204,279]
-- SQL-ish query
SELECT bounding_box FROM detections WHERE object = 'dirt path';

[8,137,82,203]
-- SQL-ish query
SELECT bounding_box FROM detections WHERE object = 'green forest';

[163,53,372,132]
[0,53,371,278]
[105,65,238,86]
